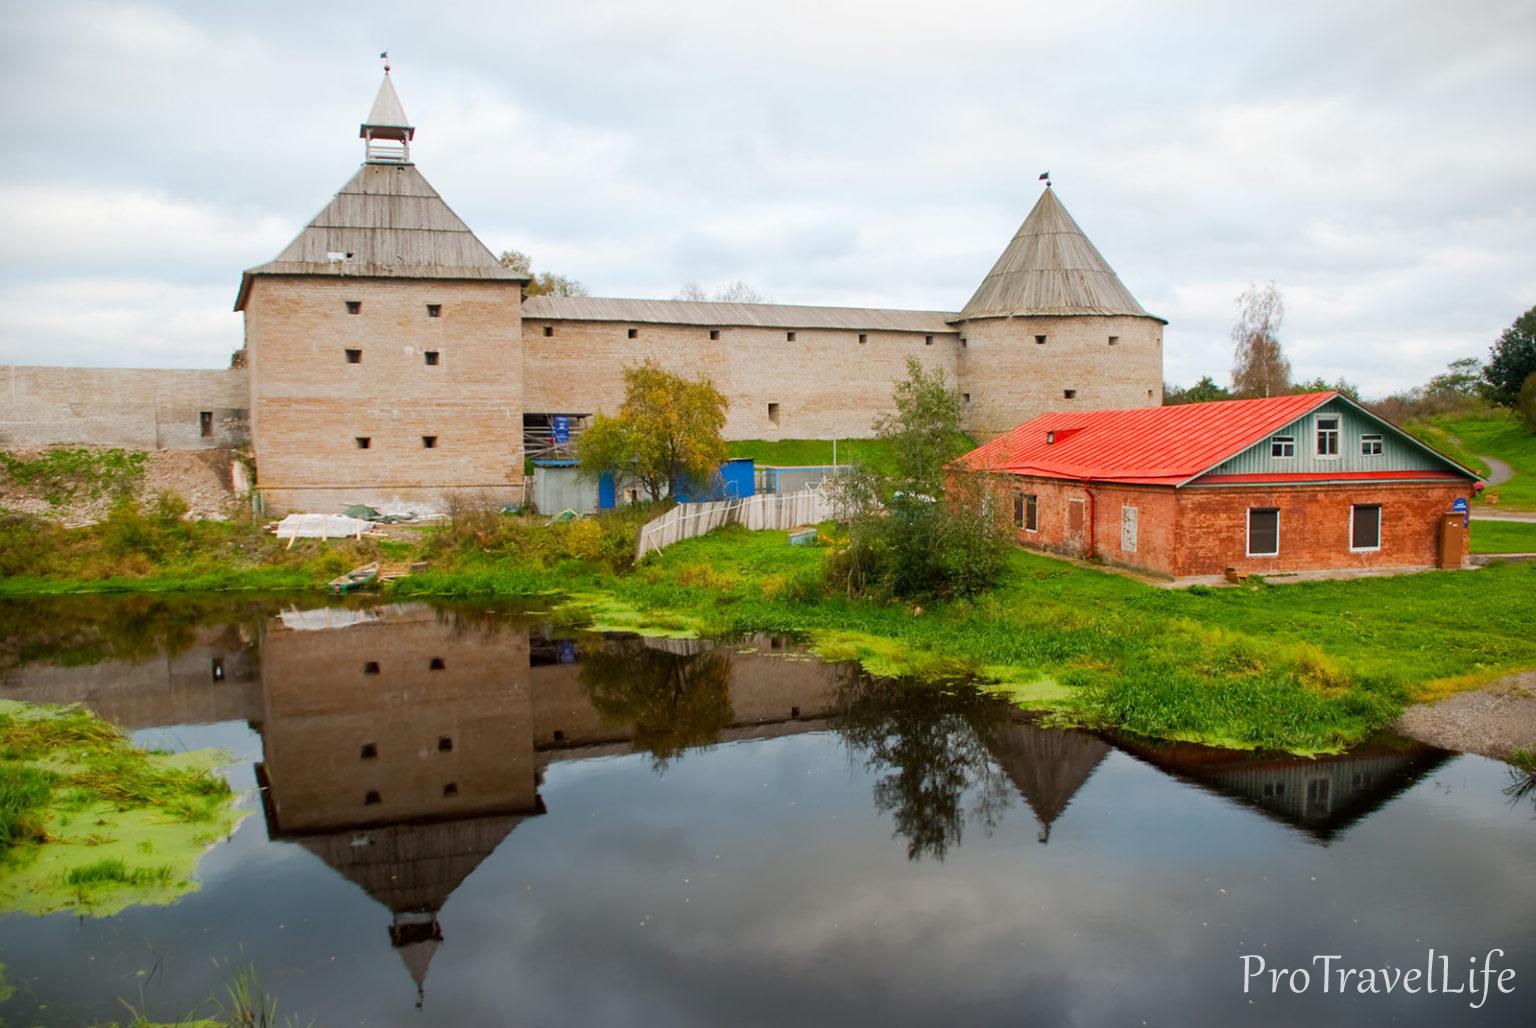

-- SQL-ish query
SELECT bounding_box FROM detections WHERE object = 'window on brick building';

[438,736,453,753]
[1270,435,1295,458]
[346,348,362,364]
[1013,493,1037,532]
[443,783,459,797]
[925,335,933,345]
[346,301,362,314]
[1351,504,1381,551]
[1035,335,1047,345]
[360,743,377,760]
[710,330,720,340]
[430,657,445,670]
[422,435,437,449]
[1063,389,1077,399]
[364,661,380,673]
[786,331,796,342]
[355,436,371,449]
[960,337,968,348]
[364,791,381,806]
[627,328,638,338]
[1108,336,1119,346]
[768,403,781,425]
[1315,415,1340,458]
[962,393,971,403]
[1247,508,1280,556]
[427,304,442,317]
[543,325,554,337]
[199,411,213,438]
[424,350,440,366]
[1360,433,1383,456]
[859,334,867,344]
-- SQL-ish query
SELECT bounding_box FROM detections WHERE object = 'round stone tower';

[955,188,1165,440]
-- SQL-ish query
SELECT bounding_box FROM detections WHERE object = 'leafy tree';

[1426,356,1484,400]
[1291,376,1361,402]
[575,360,728,502]
[674,281,766,303]
[498,249,589,298]
[1230,282,1291,398]
[1483,305,1536,408]
[826,358,1010,599]
[1164,375,1231,405]
[1519,371,1536,432]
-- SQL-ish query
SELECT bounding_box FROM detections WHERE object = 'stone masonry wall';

[244,276,524,514]
[957,314,1164,440]
[522,320,961,440]
[0,365,249,450]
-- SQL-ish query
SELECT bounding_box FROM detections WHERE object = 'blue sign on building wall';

[553,416,570,445]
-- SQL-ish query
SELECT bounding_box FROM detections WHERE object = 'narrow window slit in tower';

[346,349,362,364]
[426,304,441,318]
[346,301,362,315]
[424,351,439,365]
[422,435,437,449]
[355,436,371,449]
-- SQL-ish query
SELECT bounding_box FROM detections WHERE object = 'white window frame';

[1349,503,1382,552]
[1360,433,1383,456]
[1315,415,1341,459]
[1270,434,1295,459]
[1246,507,1280,557]
[1120,504,1138,553]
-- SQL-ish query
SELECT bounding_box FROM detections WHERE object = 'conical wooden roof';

[958,189,1161,323]
[234,162,524,309]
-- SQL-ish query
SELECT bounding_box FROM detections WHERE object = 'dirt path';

[1395,672,1536,761]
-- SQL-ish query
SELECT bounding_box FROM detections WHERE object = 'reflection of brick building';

[236,73,1166,512]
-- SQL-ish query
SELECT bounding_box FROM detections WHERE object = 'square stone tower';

[234,72,527,514]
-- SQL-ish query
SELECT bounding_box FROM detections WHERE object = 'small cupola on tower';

[360,62,414,164]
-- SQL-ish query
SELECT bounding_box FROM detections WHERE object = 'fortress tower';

[954,188,1165,440]
[235,72,527,514]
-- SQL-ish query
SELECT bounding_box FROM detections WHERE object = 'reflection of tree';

[0,594,262,670]
[835,676,1014,861]
[580,640,734,768]
[1506,763,1536,816]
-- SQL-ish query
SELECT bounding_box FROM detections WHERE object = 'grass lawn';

[1423,410,1536,510]
[398,525,1536,754]
[1470,519,1536,554]
[727,435,974,477]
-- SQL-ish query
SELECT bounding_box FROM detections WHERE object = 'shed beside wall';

[0,366,249,450]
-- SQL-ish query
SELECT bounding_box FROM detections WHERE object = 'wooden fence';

[635,486,834,561]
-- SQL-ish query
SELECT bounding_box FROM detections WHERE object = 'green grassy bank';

[1470,519,1536,554]
[1407,409,1536,510]
[5,499,1535,755]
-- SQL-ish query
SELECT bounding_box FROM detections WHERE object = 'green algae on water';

[0,699,249,918]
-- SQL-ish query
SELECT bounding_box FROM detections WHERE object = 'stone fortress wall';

[0,365,248,450]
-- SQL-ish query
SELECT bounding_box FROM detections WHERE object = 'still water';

[0,596,1532,1027]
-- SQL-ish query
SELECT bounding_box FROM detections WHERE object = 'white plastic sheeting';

[273,514,371,541]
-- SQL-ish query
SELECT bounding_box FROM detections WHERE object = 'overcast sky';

[2,0,1533,395]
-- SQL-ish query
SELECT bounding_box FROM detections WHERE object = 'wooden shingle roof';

[958,188,1162,323]
[234,162,523,310]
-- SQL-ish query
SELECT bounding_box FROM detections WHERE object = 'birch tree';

[1230,283,1291,398]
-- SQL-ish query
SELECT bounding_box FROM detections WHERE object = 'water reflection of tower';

[253,604,543,1007]
[986,717,1110,844]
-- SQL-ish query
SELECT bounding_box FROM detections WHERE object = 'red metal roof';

[960,392,1337,485]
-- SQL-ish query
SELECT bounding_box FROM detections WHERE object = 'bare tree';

[673,280,765,303]
[1230,282,1291,398]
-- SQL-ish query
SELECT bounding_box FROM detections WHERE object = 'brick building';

[961,391,1479,578]
[234,72,1166,512]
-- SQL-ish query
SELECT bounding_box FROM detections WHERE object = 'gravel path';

[1395,672,1536,761]
[1481,453,1515,486]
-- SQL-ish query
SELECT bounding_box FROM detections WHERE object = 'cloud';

[0,0,1532,395]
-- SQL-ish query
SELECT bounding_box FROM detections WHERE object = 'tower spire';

[360,62,414,164]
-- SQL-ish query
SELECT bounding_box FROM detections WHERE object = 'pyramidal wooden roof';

[958,188,1161,323]
[361,74,413,137]
[234,160,523,310]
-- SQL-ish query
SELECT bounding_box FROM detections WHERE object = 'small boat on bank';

[327,562,379,595]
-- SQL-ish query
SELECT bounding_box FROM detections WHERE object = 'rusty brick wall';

[957,314,1164,440]
[994,475,1177,574]
[1174,482,1469,577]
[244,276,524,513]
[522,319,963,440]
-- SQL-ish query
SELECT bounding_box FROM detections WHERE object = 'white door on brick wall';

[1121,505,1138,553]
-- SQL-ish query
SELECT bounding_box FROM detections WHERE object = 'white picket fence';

[636,486,834,561]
